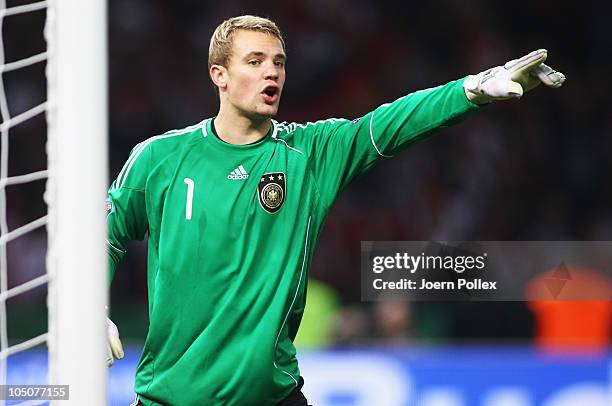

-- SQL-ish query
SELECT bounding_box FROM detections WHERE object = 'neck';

[214,107,271,145]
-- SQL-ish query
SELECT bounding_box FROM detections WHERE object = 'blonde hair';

[208,15,285,69]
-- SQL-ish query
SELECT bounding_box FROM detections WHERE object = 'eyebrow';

[244,51,287,61]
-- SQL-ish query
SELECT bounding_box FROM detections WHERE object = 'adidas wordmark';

[227,165,249,180]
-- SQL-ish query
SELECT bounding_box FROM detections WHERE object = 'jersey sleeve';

[293,77,480,208]
[106,142,151,282]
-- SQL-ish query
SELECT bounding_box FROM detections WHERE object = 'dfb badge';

[258,172,286,214]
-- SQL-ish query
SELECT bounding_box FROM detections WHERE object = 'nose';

[263,62,279,81]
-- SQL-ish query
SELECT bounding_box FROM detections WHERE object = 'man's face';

[220,30,286,120]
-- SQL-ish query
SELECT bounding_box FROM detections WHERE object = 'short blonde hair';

[208,15,285,69]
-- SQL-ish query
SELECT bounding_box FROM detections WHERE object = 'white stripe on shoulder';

[271,121,304,154]
[275,118,349,135]
[271,119,279,138]
[117,121,206,187]
[118,124,201,188]
[200,118,211,137]
[273,118,354,155]
[293,117,349,130]
[163,119,207,135]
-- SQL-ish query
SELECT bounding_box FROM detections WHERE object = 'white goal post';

[46,0,108,404]
[0,0,108,404]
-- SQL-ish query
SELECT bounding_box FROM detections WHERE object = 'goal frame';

[46,0,108,404]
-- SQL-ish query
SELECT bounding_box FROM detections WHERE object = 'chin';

[255,107,279,119]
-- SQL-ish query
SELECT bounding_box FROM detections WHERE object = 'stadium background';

[4,0,611,405]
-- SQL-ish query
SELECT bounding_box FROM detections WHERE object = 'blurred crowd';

[4,0,611,347]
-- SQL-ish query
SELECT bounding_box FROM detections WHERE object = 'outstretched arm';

[290,49,565,209]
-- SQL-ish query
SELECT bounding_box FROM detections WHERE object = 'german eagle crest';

[258,172,286,213]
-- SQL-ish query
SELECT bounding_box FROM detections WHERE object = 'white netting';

[0,1,50,405]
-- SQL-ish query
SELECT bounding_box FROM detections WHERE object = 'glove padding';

[106,317,124,367]
[464,49,566,104]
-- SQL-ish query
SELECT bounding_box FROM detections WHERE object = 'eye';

[248,59,261,66]
[274,61,285,68]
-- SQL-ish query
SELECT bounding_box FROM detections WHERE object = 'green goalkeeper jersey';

[107,78,478,406]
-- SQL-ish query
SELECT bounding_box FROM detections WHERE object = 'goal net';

[0,1,107,404]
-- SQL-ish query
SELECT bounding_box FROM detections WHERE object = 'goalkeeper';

[105,15,565,406]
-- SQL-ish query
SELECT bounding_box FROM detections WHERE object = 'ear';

[210,64,228,91]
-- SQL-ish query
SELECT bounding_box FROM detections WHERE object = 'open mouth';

[261,85,279,103]
[263,86,278,97]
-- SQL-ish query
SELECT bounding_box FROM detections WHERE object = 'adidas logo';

[227,165,249,180]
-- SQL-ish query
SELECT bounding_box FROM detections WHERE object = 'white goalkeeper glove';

[106,317,124,367]
[463,49,566,104]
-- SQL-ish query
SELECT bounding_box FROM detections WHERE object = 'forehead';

[230,29,285,58]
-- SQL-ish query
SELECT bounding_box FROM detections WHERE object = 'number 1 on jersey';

[184,178,194,220]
